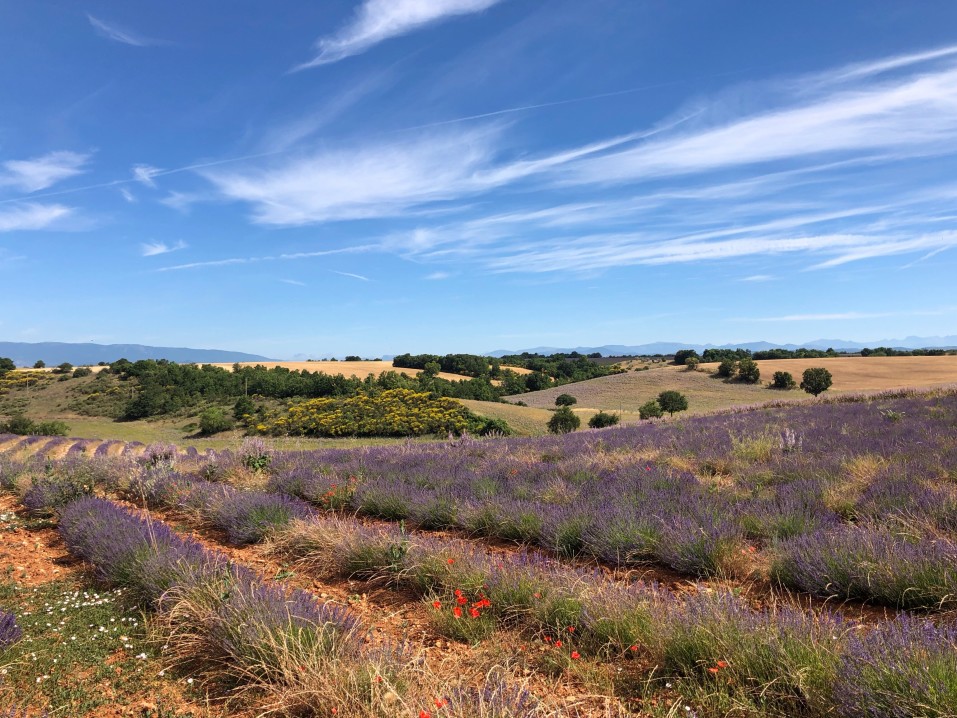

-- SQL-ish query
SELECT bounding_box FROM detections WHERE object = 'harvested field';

[701,354,957,391]
[207,360,534,380]
[509,356,957,422]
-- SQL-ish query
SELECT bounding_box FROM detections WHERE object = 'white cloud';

[566,61,957,185]
[119,187,136,203]
[279,278,307,286]
[202,128,498,224]
[132,164,163,187]
[744,308,954,322]
[741,274,775,282]
[331,270,371,281]
[425,271,452,280]
[87,15,162,47]
[0,151,90,192]
[141,240,187,257]
[0,203,73,232]
[295,0,504,69]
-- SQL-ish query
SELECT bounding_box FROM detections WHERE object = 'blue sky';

[3,0,957,358]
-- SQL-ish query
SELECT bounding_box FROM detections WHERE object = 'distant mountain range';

[0,342,272,367]
[487,336,957,357]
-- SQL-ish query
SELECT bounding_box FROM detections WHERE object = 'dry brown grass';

[699,355,957,391]
[463,356,957,435]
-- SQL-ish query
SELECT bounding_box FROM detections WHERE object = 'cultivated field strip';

[2,388,957,716]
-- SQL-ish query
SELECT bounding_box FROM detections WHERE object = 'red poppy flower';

[570,651,581,660]
[453,607,462,618]
[469,608,480,618]
[432,601,442,610]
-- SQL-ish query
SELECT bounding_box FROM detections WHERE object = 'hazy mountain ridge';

[0,342,272,367]
[488,336,957,357]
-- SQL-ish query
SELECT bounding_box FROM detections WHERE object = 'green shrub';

[233,396,256,421]
[771,371,796,389]
[547,406,580,434]
[72,367,93,378]
[199,407,235,436]
[639,400,663,420]
[34,421,69,437]
[477,418,512,436]
[673,349,700,366]
[555,393,577,407]
[33,360,45,369]
[52,362,74,375]
[737,357,760,383]
[801,367,833,396]
[588,411,620,429]
[716,358,737,378]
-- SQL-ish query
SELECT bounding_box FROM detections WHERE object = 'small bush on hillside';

[199,407,234,436]
[639,400,663,420]
[547,406,580,434]
[477,418,512,436]
[33,360,45,369]
[716,358,737,378]
[737,357,761,384]
[657,390,689,416]
[588,411,620,429]
[72,367,93,378]
[801,367,833,396]
[674,349,700,366]
[1,415,68,436]
[52,362,73,375]
[685,356,700,371]
[35,420,69,436]
[555,394,577,407]
[771,371,797,390]
[233,395,256,421]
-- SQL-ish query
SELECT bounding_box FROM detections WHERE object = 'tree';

[52,362,73,375]
[771,371,796,390]
[0,357,14,376]
[685,356,700,371]
[657,390,688,416]
[547,406,580,434]
[233,396,256,421]
[673,349,700,366]
[639,400,663,420]
[716,358,737,378]
[33,360,45,369]
[588,411,620,428]
[801,367,833,396]
[421,361,441,378]
[555,393,577,407]
[737,357,761,384]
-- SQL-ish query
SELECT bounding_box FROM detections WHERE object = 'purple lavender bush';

[772,524,957,609]
[211,490,313,544]
[0,609,23,649]
[833,616,957,718]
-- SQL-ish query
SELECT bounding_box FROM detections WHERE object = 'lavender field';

[2,388,957,716]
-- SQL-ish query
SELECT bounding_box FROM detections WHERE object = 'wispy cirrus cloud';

[157,246,375,272]
[87,15,164,47]
[141,240,188,257]
[0,203,73,232]
[294,0,504,69]
[743,308,956,322]
[0,151,90,193]
[331,270,371,281]
[132,164,163,187]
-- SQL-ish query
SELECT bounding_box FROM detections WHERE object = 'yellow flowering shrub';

[253,388,484,437]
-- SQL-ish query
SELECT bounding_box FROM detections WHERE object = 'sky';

[3,0,957,358]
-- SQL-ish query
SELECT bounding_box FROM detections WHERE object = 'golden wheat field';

[699,355,957,391]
